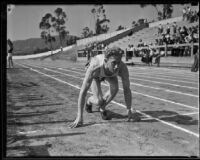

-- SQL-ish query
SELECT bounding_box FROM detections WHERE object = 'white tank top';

[91,54,119,79]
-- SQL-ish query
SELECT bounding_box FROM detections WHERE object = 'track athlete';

[69,46,141,128]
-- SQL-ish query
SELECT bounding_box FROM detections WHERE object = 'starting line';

[16,62,199,138]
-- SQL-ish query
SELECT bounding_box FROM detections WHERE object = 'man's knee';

[97,98,105,106]
[110,86,119,96]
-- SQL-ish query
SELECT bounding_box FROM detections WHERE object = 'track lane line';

[127,73,198,84]
[18,63,198,111]
[58,68,198,98]
[16,63,199,138]
[127,72,198,82]
[70,67,198,89]
[71,67,198,83]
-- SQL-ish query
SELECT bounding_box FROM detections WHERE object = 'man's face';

[104,56,121,75]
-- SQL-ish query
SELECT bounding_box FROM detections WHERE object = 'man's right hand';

[68,116,83,128]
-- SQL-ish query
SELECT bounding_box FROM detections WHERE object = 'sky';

[7,4,198,41]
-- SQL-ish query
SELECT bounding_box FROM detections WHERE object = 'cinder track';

[6,59,199,157]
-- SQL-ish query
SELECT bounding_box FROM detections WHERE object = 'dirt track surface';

[6,59,199,157]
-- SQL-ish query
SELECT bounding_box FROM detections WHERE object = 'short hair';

[7,39,13,47]
[104,46,124,59]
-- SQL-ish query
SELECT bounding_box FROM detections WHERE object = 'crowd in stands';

[182,6,199,23]
[154,22,199,56]
[156,23,199,45]
[126,41,165,66]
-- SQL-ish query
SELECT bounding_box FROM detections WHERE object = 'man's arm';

[78,68,93,115]
[119,62,140,122]
[118,62,132,111]
[69,65,95,128]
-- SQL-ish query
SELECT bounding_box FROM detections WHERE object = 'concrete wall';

[13,45,75,60]
[149,16,183,28]
[76,29,127,46]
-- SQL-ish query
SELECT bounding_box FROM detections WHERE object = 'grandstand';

[108,17,199,50]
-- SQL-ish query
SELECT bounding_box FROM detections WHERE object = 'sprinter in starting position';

[69,46,140,128]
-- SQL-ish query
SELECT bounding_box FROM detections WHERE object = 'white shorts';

[7,52,12,60]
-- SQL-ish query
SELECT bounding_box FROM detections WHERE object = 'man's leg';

[8,56,11,68]
[100,76,119,111]
[98,77,119,120]
[10,57,14,68]
[86,78,104,113]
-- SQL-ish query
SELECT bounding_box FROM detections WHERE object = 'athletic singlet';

[90,54,119,80]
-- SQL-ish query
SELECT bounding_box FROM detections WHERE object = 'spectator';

[191,48,199,72]
[161,33,167,45]
[104,44,108,50]
[166,23,170,35]
[182,7,187,21]
[130,45,134,57]
[7,39,14,68]
[158,24,163,36]
[194,11,199,22]
[172,22,177,35]
[138,39,144,47]
[157,25,161,35]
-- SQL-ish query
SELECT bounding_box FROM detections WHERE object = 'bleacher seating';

[108,19,199,50]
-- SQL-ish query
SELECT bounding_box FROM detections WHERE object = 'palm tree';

[39,13,55,54]
[82,27,93,38]
[163,4,173,19]
[91,8,96,33]
[52,8,69,52]
[91,5,110,35]
[116,25,125,31]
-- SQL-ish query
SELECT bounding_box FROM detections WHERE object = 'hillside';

[12,35,79,55]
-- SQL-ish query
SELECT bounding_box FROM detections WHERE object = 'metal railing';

[131,42,199,57]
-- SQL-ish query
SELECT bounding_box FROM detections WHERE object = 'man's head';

[104,46,123,74]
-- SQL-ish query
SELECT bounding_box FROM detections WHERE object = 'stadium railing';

[128,42,199,57]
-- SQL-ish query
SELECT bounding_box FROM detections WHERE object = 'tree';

[163,4,173,19]
[91,5,110,35]
[132,21,136,28]
[140,4,173,21]
[39,13,56,54]
[82,27,93,38]
[116,25,125,31]
[137,18,145,26]
[52,8,69,52]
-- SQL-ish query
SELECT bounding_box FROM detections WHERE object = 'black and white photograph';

[3,2,199,157]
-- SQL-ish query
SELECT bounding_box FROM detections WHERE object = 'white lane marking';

[17,63,199,138]
[181,112,199,116]
[129,77,197,90]
[128,66,199,74]
[141,111,199,120]
[129,71,198,82]
[129,69,199,78]
[129,73,198,84]
[17,130,42,134]
[70,67,198,89]
[74,66,198,76]
[71,68,198,82]
[20,63,198,111]
[59,68,198,98]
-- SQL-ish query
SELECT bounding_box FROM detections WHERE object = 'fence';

[129,42,199,57]
[77,42,199,59]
